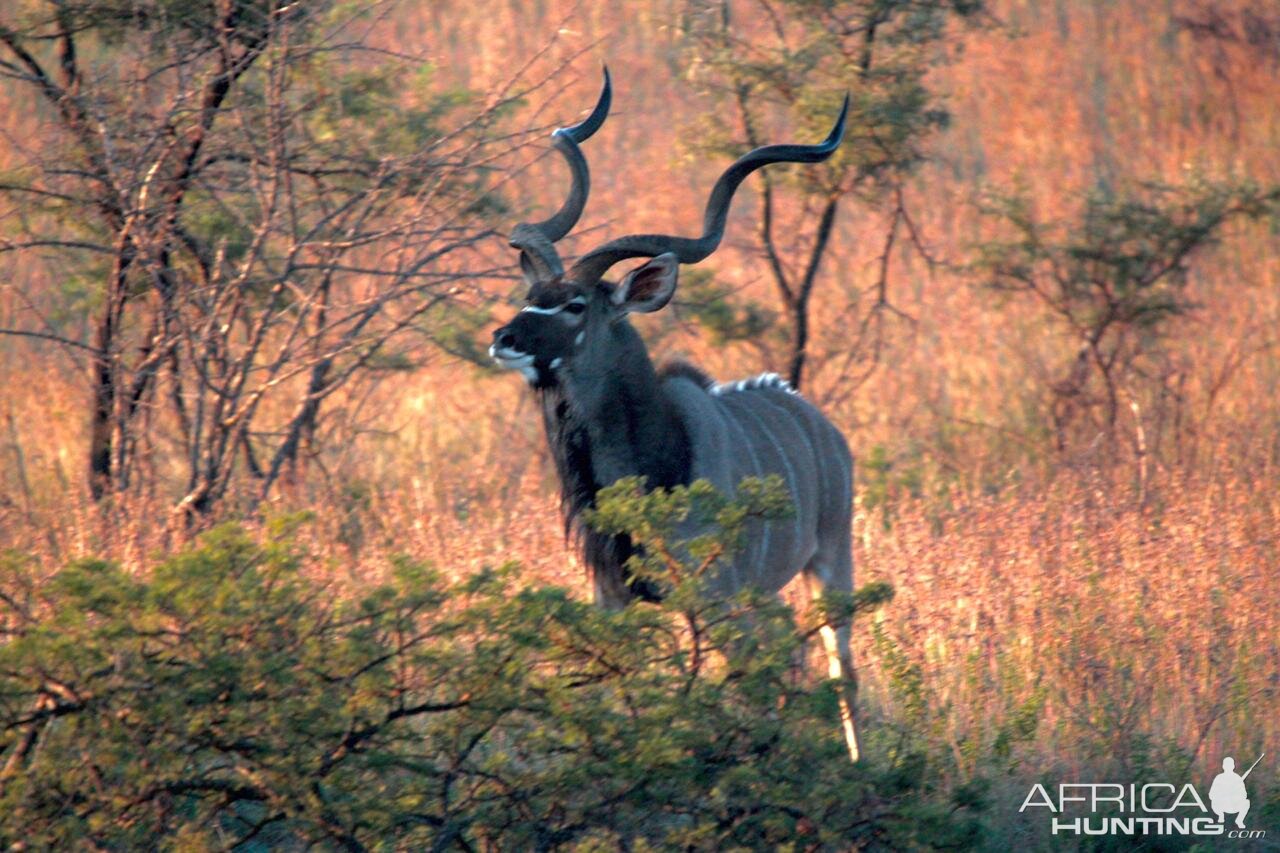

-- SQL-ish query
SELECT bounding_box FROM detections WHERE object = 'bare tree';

[0,0,529,522]
[974,181,1280,456]
[679,0,983,392]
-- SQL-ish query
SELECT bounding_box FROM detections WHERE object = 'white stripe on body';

[727,395,807,557]
[714,398,766,588]
[770,389,845,540]
[756,391,828,550]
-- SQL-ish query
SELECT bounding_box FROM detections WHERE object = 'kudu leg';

[819,621,861,763]
[805,565,861,763]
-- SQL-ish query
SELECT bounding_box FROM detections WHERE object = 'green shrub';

[0,484,978,850]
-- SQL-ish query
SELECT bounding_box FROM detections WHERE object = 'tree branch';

[0,328,101,354]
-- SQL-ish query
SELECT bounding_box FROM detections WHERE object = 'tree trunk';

[787,197,839,390]
[87,244,134,500]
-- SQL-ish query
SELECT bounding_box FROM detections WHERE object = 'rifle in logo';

[1210,752,1263,829]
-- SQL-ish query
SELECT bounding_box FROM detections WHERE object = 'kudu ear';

[612,252,678,314]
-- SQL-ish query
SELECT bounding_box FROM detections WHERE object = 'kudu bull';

[490,70,861,761]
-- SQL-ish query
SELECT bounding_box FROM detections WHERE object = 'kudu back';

[490,70,861,761]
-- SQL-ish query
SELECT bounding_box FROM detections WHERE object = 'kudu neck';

[557,320,688,491]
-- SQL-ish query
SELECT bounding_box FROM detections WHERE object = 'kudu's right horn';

[565,93,850,285]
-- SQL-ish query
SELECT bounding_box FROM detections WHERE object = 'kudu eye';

[563,301,586,315]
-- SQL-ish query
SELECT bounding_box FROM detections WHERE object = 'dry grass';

[862,470,1278,769]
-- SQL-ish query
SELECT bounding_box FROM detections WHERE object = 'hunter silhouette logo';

[1019,750,1268,839]
[1210,753,1263,829]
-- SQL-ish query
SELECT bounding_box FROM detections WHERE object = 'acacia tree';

[0,0,519,521]
[974,181,1280,461]
[679,0,982,391]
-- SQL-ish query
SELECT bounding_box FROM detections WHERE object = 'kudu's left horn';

[508,67,613,281]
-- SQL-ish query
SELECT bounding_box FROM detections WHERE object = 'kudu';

[490,70,861,761]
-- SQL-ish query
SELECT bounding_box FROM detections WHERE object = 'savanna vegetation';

[1,0,1278,848]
